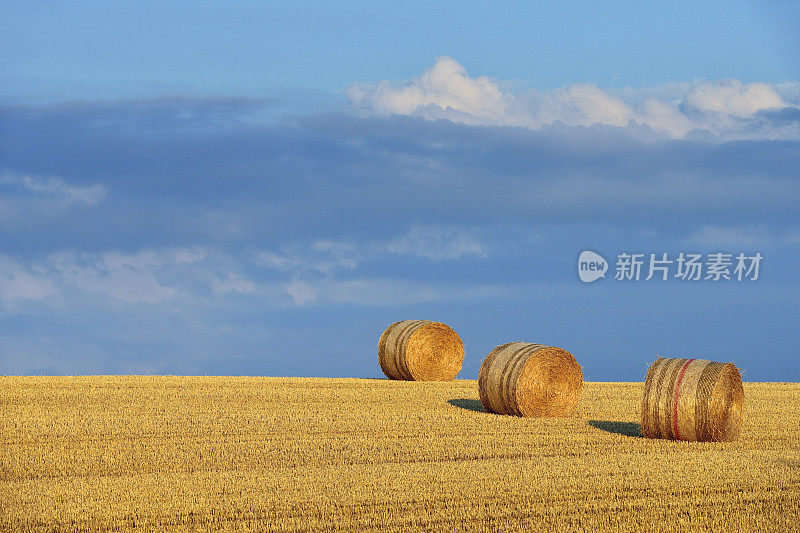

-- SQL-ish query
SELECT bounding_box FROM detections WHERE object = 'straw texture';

[641,357,744,442]
[378,320,464,381]
[478,342,584,417]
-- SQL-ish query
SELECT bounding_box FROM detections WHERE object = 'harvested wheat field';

[1,377,798,531]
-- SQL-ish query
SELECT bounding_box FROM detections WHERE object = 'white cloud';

[348,56,510,123]
[773,82,800,104]
[255,251,299,270]
[50,250,179,304]
[65,247,260,302]
[210,272,256,295]
[171,247,208,264]
[638,98,695,138]
[286,280,316,306]
[284,277,519,307]
[310,240,360,269]
[387,225,486,261]
[0,173,107,206]
[683,226,800,248]
[683,225,774,248]
[251,227,489,307]
[348,57,800,140]
[0,256,56,301]
[250,227,487,308]
[255,239,360,274]
[536,83,635,128]
[0,247,256,305]
[682,80,785,117]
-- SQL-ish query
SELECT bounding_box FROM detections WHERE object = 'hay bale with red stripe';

[378,320,464,381]
[641,357,744,442]
[478,342,583,417]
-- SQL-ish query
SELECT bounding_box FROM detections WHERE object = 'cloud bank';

[1,83,799,378]
[348,57,800,140]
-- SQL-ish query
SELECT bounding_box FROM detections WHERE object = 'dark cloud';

[2,98,799,256]
[755,106,800,125]
[2,98,800,379]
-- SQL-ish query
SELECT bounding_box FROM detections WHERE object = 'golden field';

[1,377,798,531]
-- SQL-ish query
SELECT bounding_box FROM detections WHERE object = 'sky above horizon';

[2,1,799,380]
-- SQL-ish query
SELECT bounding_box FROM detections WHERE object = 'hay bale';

[478,342,583,417]
[378,320,464,381]
[641,357,744,442]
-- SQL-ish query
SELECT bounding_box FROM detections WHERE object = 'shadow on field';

[448,399,486,413]
[588,420,642,438]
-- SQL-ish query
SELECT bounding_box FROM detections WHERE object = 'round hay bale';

[641,357,744,442]
[477,342,583,417]
[378,320,464,381]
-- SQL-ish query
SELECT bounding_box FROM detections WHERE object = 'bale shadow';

[448,398,486,413]
[588,420,642,438]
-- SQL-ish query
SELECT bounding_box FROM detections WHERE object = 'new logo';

[578,250,607,283]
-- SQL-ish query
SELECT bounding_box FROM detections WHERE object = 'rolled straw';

[641,357,744,442]
[478,342,583,417]
[378,320,464,381]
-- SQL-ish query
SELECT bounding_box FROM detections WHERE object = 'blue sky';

[1,1,799,380]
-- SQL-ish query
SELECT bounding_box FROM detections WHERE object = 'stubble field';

[1,377,798,531]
